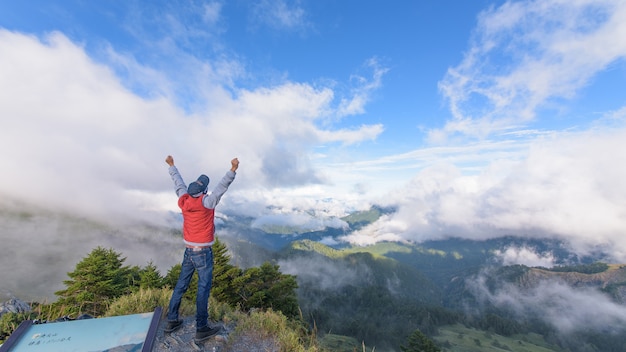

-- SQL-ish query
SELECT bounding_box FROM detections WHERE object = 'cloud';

[0,26,388,301]
[494,245,556,267]
[0,198,182,301]
[435,0,626,140]
[278,254,372,292]
[251,212,348,233]
[251,0,309,31]
[336,57,389,118]
[468,271,626,334]
[0,29,383,223]
[202,1,223,26]
[343,127,626,260]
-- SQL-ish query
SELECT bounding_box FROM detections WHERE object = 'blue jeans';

[167,247,213,329]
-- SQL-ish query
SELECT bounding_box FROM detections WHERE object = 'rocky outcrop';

[0,298,31,317]
[524,265,626,288]
[153,316,281,352]
[519,265,626,303]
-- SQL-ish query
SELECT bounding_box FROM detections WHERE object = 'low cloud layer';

[493,245,556,268]
[468,272,626,334]
[251,213,348,233]
[342,127,626,261]
[0,198,183,301]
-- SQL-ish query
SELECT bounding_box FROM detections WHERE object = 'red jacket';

[168,166,236,246]
[178,194,215,245]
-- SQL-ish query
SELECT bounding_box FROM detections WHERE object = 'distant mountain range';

[216,206,626,351]
[3,201,626,351]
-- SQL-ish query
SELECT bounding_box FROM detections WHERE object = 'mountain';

[139,205,626,351]
[3,201,626,351]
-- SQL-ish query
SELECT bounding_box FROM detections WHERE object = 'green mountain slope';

[281,240,457,349]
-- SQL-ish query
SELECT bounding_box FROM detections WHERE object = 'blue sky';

[1,0,626,262]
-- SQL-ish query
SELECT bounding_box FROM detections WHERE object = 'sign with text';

[0,308,161,352]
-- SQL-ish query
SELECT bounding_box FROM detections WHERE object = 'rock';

[152,316,278,352]
[153,317,233,352]
[0,298,31,317]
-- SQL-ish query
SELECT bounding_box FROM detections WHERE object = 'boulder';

[0,298,31,317]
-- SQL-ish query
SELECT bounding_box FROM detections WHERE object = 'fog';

[0,198,183,301]
[468,270,626,335]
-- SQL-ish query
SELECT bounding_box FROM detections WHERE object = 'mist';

[467,269,626,335]
[0,198,183,302]
[277,254,373,309]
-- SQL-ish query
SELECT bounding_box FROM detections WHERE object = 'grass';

[318,334,360,352]
[105,287,193,319]
[434,324,563,352]
[105,289,322,351]
[226,308,318,352]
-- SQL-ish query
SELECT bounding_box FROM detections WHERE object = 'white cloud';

[251,212,348,233]
[435,0,626,140]
[494,246,556,267]
[336,57,389,118]
[344,127,626,260]
[468,273,626,334]
[251,0,309,31]
[202,1,223,25]
[278,254,372,292]
[0,29,382,224]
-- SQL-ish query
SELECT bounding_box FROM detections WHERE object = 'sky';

[1,0,626,264]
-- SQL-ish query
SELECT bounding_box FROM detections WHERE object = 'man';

[164,155,239,342]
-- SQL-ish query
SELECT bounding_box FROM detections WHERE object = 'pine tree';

[234,261,299,318]
[400,329,441,352]
[212,238,243,305]
[54,246,131,316]
[139,261,163,289]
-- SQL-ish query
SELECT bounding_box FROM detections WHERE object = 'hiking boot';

[194,325,220,342]
[165,319,183,333]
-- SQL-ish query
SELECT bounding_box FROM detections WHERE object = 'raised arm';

[165,155,188,198]
[204,158,239,208]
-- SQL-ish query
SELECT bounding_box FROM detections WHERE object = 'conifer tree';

[139,261,163,289]
[55,246,130,316]
[400,329,441,352]
[212,238,243,305]
[234,261,299,318]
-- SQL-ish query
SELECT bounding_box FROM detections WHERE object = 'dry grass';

[105,288,193,319]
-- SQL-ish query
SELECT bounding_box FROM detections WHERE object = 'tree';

[161,240,299,319]
[54,246,131,316]
[400,329,441,352]
[212,238,243,305]
[233,261,299,318]
[140,261,163,289]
